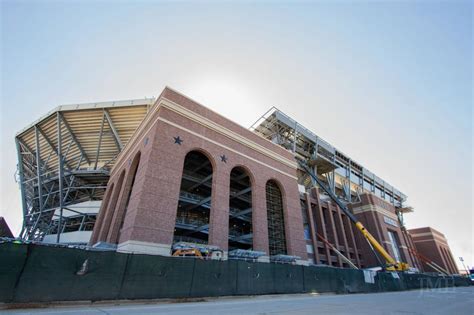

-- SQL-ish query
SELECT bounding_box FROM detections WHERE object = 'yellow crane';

[298,158,410,272]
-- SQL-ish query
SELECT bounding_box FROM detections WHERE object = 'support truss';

[15,98,153,242]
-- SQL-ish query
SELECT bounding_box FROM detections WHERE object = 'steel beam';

[58,112,91,164]
[104,109,123,150]
[185,196,212,211]
[56,113,64,243]
[17,138,35,156]
[229,207,252,219]
[230,187,251,199]
[31,126,44,235]
[230,233,253,242]
[38,125,75,170]
[15,138,28,229]
[94,113,105,170]
[186,174,212,191]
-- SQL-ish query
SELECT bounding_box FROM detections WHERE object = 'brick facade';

[90,87,452,270]
[300,187,362,267]
[349,193,419,269]
[91,87,307,260]
[408,227,459,274]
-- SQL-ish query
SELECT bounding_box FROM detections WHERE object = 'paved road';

[2,286,473,315]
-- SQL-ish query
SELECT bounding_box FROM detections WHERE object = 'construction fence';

[0,242,470,303]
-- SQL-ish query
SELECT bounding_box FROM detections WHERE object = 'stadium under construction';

[14,87,459,275]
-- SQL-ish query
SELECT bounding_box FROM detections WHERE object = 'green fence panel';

[401,274,468,291]
[422,275,441,290]
[273,264,304,294]
[0,243,28,302]
[419,275,434,290]
[189,259,237,297]
[303,266,341,293]
[399,273,414,290]
[4,243,471,303]
[433,275,451,288]
[404,273,426,290]
[119,254,195,299]
[337,268,376,294]
[453,276,470,287]
[375,272,405,292]
[14,245,127,302]
[235,260,274,295]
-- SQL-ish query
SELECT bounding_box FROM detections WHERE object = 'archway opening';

[173,150,213,245]
[228,167,252,250]
[266,180,287,255]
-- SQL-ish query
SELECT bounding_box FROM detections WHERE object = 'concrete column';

[401,230,419,269]
[446,248,459,274]
[208,166,230,252]
[106,171,131,243]
[327,203,342,267]
[98,171,125,242]
[107,154,141,244]
[117,133,184,256]
[436,245,451,273]
[444,246,458,274]
[335,205,350,263]
[305,194,320,264]
[345,215,361,267]
[281,178,307,260]
[252,180,270,255]
[369,211,385,248]
[313,190,331,265]
[89,182,114,245]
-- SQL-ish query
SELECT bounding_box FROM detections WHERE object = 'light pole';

[459,257,468,276]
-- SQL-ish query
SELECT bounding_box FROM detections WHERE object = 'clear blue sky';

[1,1,472,270]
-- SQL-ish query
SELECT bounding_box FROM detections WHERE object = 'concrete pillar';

[89,181,114,245]
[313,189,332,265]
[208,165,230,252]
[305,194,320,264]
[335,205,350,263]
[252,180,270,255]
[346,215,361,267]
[327,203,342,267]
[281,178,307,260]
[98,171,125,242]
[117,133,184,256]
[107,153,141,244]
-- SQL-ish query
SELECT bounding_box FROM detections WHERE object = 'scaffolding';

[250,107,407,207]
[266,180,287,255]
[15,98,153,242]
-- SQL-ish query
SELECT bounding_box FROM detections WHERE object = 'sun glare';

[183,75,266,127]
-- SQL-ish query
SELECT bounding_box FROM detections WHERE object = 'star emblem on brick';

[173,136,183,145]
[220,154,227,163]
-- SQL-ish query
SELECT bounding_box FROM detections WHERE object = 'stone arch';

[183,147,217,173]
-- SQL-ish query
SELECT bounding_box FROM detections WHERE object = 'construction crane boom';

[297,158,409,272]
